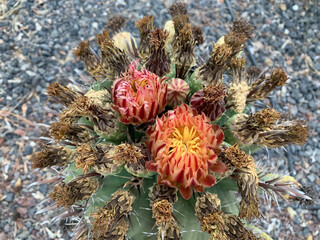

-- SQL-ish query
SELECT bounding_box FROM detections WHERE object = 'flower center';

[130,78,149,97]
[169,126,201,156]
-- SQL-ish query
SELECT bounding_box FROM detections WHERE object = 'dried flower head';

[152,199,174,225]
[135,15,154,62]
[74,40,105,80]
[91,189,135,239]
[106,15,126,33]
[198,43,233,85]
[49,177,99,208]
[145,27,171,77]
[47,82,82,107]
[157,220,182,240]
[172,14,190,36]
[168,2,188,17]
[93,143,124,175]
[111,60,167,125]
[31,141,73,169]
[190,83,226,121]
[146,104,226,199]
[224,143,255,169]
[75,144,98,173]
[149,183,178,205]
[192,25,204,46]
[195,193,257,239]
[237,166,262,220]
[248,67,289,100]
[232,109,309,147]
[96,30,130,80]
[167,78,190,107]
[173,23,196,78]
[49,121,92,144]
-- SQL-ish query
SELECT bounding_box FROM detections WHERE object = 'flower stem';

[128,124,135,143]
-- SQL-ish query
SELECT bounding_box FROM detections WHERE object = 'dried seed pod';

[93,143,122,175]
[74,40,105,80]
[222,214,257,240]
[135,15,154,63]
[190,83,226,121]
[145,27,171,77]
[96,30,130,81]
[49,177,99,208]
[84,89,111,108]
[31,141,73,169]
[148,183,178,205]
[47,82,83,107]
[123,143,150,177]
[192,25,204,46]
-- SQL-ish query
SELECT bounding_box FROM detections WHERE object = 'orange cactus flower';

[112,60,168,125]
[146,104,227,199]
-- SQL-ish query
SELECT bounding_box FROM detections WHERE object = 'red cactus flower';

[145,104,227,199]
[167,78,190,107]
[111,60,168,125]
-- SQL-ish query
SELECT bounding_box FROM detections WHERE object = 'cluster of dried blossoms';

[32,3,311,240]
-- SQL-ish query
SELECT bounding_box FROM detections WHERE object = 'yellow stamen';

[169,126,201,156]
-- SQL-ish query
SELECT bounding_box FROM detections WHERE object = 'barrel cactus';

[32,3,311,240]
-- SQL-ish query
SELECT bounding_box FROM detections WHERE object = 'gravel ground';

[0,0,319,239]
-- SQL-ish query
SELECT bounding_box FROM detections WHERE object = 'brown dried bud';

[195,193,221,220]
[198,43,233,85]
[91,189,135,239]
[91,212,129,240]
[49,177,99,208]
[192,25,204,46]
[106,15,126,33]
[135,15,154,63]
[145,27,171,77]
[59,96,117,136]
[195,192,257,239]
[172,14,190,36]
[224,144,255,169]
[75,144,97,173]
[74,40,105,80]
[173,23,196,78]
[124,143,150,177]
[248,67,289,100]
[237,167,262,220]
[255,108,281,127]
[93,143,122,175]
[257,119,309,148]
[49,121,92,144]
[31,141,73,169]
[96,30,130,80]
[168,2,188,17]
[223,214,257,240]
[84,89,111,108]
[148,183,178,205]
[190,83,226,121]
[152,199,174,226]
[200,211,228,239]
[47,82,82,107]
[231,18,254,39]
[157,220,181,240]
